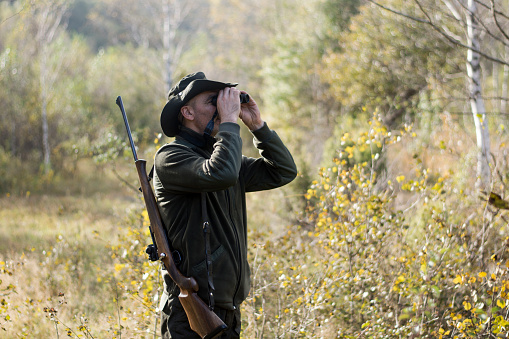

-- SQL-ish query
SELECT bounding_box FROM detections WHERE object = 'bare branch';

[475,0,509,20]
[366,0,428,23]
[442,0,462,21]
[490,0,509,42]
[451,0,509,49]
[0,1,30,26]
[368,0,509,66]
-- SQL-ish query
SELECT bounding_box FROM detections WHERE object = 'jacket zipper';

[226,188,242,308]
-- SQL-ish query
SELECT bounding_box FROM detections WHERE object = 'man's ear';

[180,105,194,121]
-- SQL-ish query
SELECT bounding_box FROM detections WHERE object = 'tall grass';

[0,160,160,338]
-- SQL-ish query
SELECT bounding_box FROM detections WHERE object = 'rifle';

[116,96,227,339]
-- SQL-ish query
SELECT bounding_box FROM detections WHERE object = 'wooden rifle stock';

[116,96,227,339]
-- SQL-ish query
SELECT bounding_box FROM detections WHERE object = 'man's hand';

[239,91,264,131]
[217,87,241,124]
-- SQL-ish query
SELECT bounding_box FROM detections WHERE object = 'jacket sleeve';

[241,123,298,192]
[154,123,243,193]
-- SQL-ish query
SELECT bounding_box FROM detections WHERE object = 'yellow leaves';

[438,328,450,339]
[114,263,125,272]
[398,256,407,263]
[344,146,355,159]
[492,316,509,334]
[393,274,406,292]
[463,301,472,311]
[154,133,162,145]
[141,210,149,225]
[420,261,427,274]
[479,272,487,279]
[497,299,506,309]
[305,188,317,200]
[396,175,405,183]
[453,275,463,285]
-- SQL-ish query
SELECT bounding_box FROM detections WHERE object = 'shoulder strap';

[202,192,215,310]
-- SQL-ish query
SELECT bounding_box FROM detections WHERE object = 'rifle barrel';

[116,96,138,162]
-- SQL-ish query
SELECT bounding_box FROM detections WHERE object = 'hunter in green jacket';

[153,72,297,339]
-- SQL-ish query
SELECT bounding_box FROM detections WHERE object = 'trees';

[31,0,73,173]
[322,0,460,127]
[85,0,204,94]
[0,0,210,191]
[367,0,509,189]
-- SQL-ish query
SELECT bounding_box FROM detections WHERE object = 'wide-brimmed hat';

[160,72,237,137]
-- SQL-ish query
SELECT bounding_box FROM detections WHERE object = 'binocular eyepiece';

[211,93,250,106]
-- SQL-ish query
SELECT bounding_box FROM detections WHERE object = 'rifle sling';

[202,192,215,310]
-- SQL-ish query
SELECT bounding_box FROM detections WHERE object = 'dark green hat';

[160,71,237,137]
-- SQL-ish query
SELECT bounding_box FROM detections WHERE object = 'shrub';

[242,113,509,338]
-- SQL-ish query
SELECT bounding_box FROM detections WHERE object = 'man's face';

[182,90,220,136]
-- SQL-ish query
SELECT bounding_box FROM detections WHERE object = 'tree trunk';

[40,45,51,173]
[466,0,490,190]
[493,60,499,113]
[162,0,172,94]
[160,0,195,94]
[502,46,509,114]
[33,1,69,174]
[10,121,16,156]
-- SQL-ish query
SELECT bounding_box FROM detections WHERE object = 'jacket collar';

[176,127,216,153]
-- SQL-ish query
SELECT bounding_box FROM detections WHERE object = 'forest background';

[1,0,509,338]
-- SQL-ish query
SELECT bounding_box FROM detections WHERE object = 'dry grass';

[0,170,157,338]
[0,159,295,338]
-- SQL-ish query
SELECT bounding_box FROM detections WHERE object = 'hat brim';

[161,79,237,137]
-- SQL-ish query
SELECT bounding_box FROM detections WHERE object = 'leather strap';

[203,109,218,136]
[201,192,215,310]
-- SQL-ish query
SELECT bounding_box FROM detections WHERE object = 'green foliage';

[320,0,462,127]
[321,0,361,35]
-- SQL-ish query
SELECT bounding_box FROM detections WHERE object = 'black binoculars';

[211,93,250,106]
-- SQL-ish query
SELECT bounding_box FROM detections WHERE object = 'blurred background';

[1,0,509,337]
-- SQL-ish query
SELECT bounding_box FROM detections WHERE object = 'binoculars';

[211,93,250,106]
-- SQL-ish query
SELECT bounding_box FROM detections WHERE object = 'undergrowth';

[1,112,509,338]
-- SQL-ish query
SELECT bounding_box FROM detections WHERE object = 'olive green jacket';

[153,122,297,310]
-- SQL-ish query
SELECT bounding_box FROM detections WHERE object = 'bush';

[242,113,509,338]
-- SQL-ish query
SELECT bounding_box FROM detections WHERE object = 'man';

[153,72,297,338]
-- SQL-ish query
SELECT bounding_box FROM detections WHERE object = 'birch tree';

[95,0,202,94]
[31,0,72,173]
[466,0,490,188]
[369,0,509,190]
[161,0,197,93]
